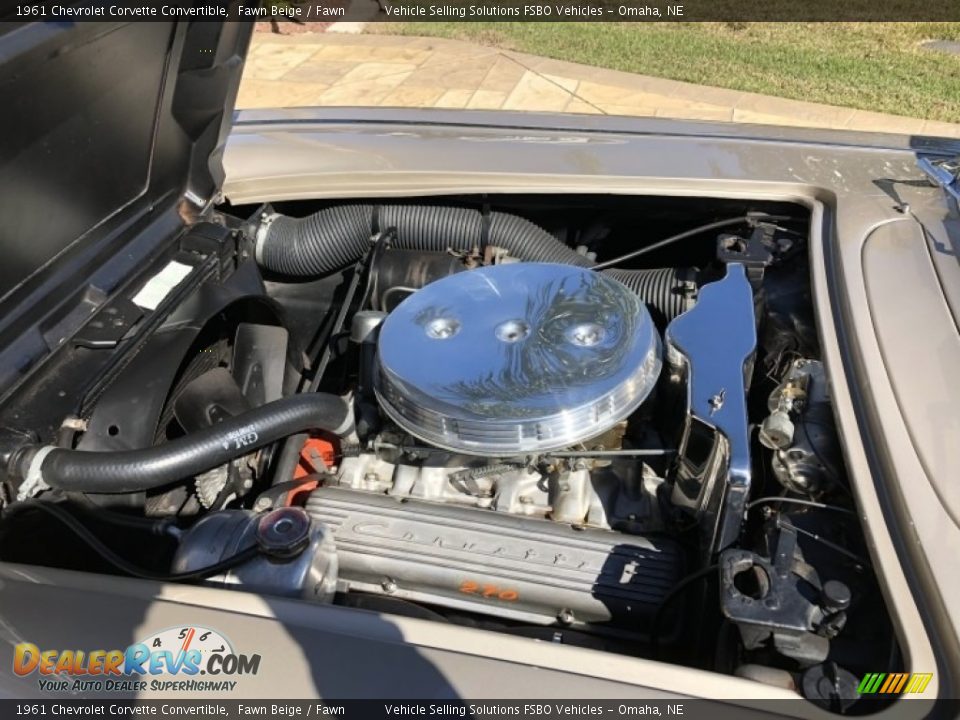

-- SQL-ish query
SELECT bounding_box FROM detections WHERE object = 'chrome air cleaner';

[374,263,662,456]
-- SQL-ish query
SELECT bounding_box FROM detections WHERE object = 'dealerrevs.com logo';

[13,626,261,693]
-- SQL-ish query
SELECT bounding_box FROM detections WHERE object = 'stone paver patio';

[238,32,960,138]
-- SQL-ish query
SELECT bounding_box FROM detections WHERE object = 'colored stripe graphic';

[858,672,933,694]
[878,674,896,693]
[906,673,933,694]
[892,673,909,693]
[858,673,886,694]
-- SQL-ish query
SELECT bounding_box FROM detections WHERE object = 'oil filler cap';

[256,506,312,558]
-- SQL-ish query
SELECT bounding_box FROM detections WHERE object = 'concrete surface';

[238,33,960,138]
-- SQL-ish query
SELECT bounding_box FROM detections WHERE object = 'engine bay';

[0,193,897,711]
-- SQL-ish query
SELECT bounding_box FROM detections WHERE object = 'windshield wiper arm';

[918,154,960,202]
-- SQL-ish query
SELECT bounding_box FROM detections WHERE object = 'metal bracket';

[665,263,756,553]
[73,298,144,350]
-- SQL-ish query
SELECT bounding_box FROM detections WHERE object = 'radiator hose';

[255,205,696,321]
[11,393,352,495]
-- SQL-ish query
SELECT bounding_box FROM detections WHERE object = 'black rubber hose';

[605,266,696,325]
[16,394,352,494]
[258,205,375,277]
[256,204,594,278]
[256,204,698,320]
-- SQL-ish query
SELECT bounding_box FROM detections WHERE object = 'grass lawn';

[367,23,960,122]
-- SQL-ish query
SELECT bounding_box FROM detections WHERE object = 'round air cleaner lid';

[374,262,662,455]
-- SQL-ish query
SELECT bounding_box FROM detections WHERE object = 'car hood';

[0,19,252,338]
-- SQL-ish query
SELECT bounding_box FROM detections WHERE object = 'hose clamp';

[331,408,355,438]
[17,445,56,501]
[254,212,282,265]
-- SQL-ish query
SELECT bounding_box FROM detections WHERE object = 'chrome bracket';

[665,263,757,553]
